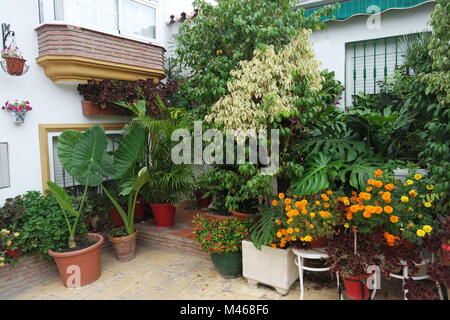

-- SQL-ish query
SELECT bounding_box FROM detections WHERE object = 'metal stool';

[293,247,335,300]
[389,252,444,300]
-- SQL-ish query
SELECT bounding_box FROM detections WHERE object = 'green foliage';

[175,0,335,115]
[250,206,283,250]
[82,192,114,233]
[13,191,88,260]
[199,164,273,214]
[0,196,24,229]
[192,214,251,254]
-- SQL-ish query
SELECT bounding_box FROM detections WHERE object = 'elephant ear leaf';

[113,126,146,179]
[47,181,79,217]
[71,126,108,186]
[57,130,83,178]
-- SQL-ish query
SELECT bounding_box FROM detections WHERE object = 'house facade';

[0,0,436,204]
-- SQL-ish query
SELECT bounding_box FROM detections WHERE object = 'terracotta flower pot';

[109,232,137,262]
[310,236,328,249]
[195,191,211,208]
[231,210,254,221]
[4,57,26,75]
[149,203,176,227]
[134,198,145,221]
[109,208,125,227]
[81,100,130,116]
[48,233,104,288]
[343,275,370,300]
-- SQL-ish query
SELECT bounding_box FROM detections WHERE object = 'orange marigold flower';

[367,179,375,185]
[321,194,330,201]
[278,193,285,199]
[350,205,360,213]
[275,219,282,225]
[301,209,308,215]
[272,200,278,206]
[374,180,383,188]
[409,190,417,198]
[366,187,373,192]
[327,190,333,195]
[363,211,372,218]
[285,198,292,205]
[384,206,393,214]
[285,205,292,211]
[287,228,294,234]
[359,192,371,201]
[346,213,353,220]
[385,184,396,191]
[270,244,277,248]
[390,215,399,223]
[375,206,383,214]
[281,229,288,235]
[374,169,383,177]
[382,192,392,202]
[324,203,330,208]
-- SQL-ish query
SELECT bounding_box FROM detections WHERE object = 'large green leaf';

[291,153,342,196]
[71,126,108,186]
[339,157,384,190]
[250,206,280,250]
[47,181,79,217]
[57,130,82,178]
[113,126,146,179]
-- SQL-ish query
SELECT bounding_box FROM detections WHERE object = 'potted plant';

[2,100,32,124]
[117,99,194,228]
[199,164,273,220]
[0,196,25,259]
[193,214,251,278]
[1,45,26,75]
[194,185,212,209]
[273,191,346,249]
[82,192,114,233]
[51,125,149,264]
[240,198,299,295]
[326,229,385,300]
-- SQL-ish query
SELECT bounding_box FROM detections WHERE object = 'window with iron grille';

[50,132,122,191]
[0,143,10,189]
[345,32,428,106]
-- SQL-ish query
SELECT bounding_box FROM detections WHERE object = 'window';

[345,35,408,106]
[54,0,159,41]
[39,0,45,23]
[0,143,10,189]
[49,132,122,188]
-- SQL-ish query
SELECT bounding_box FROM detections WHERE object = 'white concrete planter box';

[393,168,427,182]
[242,240,299,295]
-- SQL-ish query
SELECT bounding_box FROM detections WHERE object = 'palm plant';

[47,125,148,246]
[115,97,194,205]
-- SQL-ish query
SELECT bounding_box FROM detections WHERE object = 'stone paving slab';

[9,245,406,300]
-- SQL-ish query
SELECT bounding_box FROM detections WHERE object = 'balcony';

[35,24,166,83]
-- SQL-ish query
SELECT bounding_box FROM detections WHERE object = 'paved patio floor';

[10,246,408,300]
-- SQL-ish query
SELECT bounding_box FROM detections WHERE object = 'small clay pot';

[310,236,329,249]
[109,232,137,262]
[48,233,104,288]
[4,57,26,75]
[231,210,253,221]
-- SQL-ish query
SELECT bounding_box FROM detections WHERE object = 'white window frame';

[0,142,11,189]
[48,130,123,187]
[38,0,161,45]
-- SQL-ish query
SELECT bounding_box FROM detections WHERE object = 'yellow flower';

[416,229,425,237]
[287,218,293,224]
[426,185,434,191]
[309,224,315,229]
[0,257,4,262]
[414,173,423,180]
[1,229,9,234]
[14,232,19,237]
[304,236,312,242]
[344,223,350,229]
[277,232,282,238]
[295,228,300,233]
[310,212,316,218]
[409,190,417,198]
[287,228,294,234]
[401,196,409,203]
[424,202,432,208]
[6,240,12,246]
[315,200,321,205]
[216,49,223,55]
[423,225,433,233]
[406,180,413,185]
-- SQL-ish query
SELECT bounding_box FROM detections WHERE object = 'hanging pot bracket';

[0,59,29,76]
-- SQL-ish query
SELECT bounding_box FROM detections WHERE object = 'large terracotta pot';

[48,233,104,288]
[149,203,176,227]
[109,232,137,262]
[4,57,26,75]
[195,191,211,208]
[310,236,328,249]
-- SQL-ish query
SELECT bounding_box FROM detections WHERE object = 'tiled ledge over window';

[36,0,165,83]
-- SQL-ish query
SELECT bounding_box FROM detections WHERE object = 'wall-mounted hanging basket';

[1,23,29,76]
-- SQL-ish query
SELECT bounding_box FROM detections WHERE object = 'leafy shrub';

[13,191,88,260]
[0,196,25,229]
[192,214,251,254]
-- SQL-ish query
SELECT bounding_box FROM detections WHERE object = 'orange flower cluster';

[384,232,400,246]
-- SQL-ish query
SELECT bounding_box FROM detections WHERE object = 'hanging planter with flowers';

[2,100,32,124]
[1,43,28,76]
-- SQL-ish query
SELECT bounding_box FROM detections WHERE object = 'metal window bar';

[347,32,428,106]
